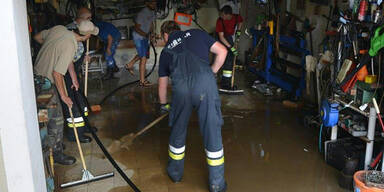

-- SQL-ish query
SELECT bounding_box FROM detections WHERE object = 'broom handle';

[231,38,240,88]
[63,79,87,170]
[134,113,168,138]
[49,148,54,176]
[84,39,90,97]
[231,54,237,88]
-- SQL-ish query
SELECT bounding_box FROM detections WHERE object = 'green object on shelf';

[354,81,377,106]
[369,26,384,56]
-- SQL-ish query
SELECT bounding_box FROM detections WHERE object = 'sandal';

[139,80,153,87]
[125,64,135,75]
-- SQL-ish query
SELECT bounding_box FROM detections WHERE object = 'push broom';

[60,79,113,188]
[114,112,169,150]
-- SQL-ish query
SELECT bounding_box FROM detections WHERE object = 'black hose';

[73,91,141,192]
[98,42,158,105]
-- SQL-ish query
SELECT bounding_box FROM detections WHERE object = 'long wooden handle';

[231,37,240,88]
[231,54,237,88]
[84,39,90,97]
[134,113,169,138]
[49,148,54,176]
[63,79,87,170]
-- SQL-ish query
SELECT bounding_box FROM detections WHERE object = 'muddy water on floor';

[85,70,347,192]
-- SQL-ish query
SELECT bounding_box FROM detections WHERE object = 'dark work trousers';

[164,43,226,191]
[220,35,234,89]
[60,72,89,140]
[47,86,65,153]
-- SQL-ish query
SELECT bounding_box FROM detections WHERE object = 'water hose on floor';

[98,41,158,106]
[318,124,323,152]
[73,91,141,192]
[70,41,158,192]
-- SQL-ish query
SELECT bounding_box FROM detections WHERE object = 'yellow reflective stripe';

[207,156,224,166]
[223,70,232,77]
[169,150,185,160]
[68,122,85,128]
[84,111,88,116]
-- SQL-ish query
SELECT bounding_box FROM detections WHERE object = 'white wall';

[0,1,47,192]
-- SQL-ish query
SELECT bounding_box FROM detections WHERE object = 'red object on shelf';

[341,74,357,93]
[174,12,192,26]
[325,30,338,36]
[358,0,368,21]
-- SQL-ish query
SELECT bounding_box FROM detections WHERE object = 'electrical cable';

[72,91,141,192]
[98,41,158,106]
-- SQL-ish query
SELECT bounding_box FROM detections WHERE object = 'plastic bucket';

[354,171,384,192]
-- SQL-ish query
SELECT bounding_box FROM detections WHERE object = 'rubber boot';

[220,76,232,90]
[208,165,227,192]
[167,159,184,183]
[67,126,92,143]
[53,150,76,165]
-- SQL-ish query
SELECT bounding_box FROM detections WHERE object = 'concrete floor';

[56,68,348,192]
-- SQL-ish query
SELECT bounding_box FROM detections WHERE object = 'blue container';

[321,100,339,127]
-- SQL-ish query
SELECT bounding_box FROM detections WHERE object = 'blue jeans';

[105,40,119,68]
[133,38,150,58]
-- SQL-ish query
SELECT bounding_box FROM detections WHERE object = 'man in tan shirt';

[34,21,98,165]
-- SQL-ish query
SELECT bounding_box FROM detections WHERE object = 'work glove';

[230,46,239,56]
[160,103,171,114]
[235,30,241,39]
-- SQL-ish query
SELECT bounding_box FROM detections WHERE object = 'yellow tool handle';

[268,21,274,35]
[49,148,54,176]
[84,39,90,97]
[63,79,87,170]
[134,113,169,138]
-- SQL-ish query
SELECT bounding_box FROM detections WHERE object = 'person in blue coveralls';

[158,20,228,192]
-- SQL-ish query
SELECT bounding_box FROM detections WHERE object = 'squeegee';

[60,79,114,188]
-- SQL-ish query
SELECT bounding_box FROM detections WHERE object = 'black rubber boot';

[220,76,232,90]
[67,134,92,143]
[67,127,92,143]
[53,151,76,165]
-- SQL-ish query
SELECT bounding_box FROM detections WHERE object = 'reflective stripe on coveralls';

[169,145,185,160]
[84,107,88,116]
[222,70,232,78]
[66,117,85,128]
[206,149,224,166]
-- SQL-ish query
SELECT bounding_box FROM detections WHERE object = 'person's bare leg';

[126,55,140,69]
[139,57,147,83]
